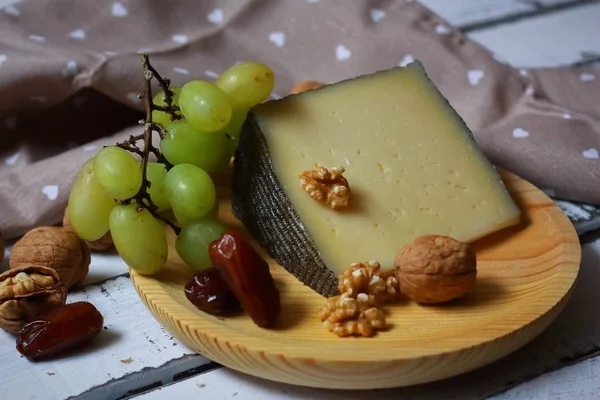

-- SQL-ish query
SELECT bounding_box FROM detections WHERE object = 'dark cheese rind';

[231,115,339,297]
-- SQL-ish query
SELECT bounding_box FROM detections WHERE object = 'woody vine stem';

[116,53,182,234]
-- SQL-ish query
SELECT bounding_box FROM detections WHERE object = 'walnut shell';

[62,206,114,252]
[0,265,67,334]
[0,228,5,264]
[9,226,91,290]
[394,235,477,304]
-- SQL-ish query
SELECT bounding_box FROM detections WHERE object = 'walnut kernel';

[9,226,91,290]
[338,261,400,304]
[299,165,351,210]
[319,292,386,337]
[63,206,113,252]
[320,261,399,338]
[394,235,477,304]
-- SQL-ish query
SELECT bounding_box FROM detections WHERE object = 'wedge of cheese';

[232,61,521,297]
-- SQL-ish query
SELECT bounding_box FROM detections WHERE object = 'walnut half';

[299,165,351,210]
[0,266,67,334]
[320,292,386,337]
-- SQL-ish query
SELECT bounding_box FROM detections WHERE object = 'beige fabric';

[0,0,598,239]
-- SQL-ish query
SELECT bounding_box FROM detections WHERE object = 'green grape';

[173,194,219,226]
[152,87,182,129]
[67,158,118,241]
[146,162,170,212]
[175,217,226,272]
[223,107,249,138]
[179,80,233,133]
[215,62,275,109]
[109,204,168,275]
[94,146,142,200]
[164,164,216,222]
[160,120,229,172]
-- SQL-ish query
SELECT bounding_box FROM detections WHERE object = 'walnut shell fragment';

[63,206,114,252]
[394,235,477,304]
[9,226,91,290]
[0,228,5,264]
[0,266,67,334]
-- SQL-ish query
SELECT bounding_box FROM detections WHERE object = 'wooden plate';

[130,169,581,390]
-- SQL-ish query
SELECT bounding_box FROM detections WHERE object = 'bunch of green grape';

[66,61,275,275]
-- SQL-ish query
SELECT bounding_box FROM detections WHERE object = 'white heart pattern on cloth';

[580,73,596,82]
[583,148,599,159]
[112,2,128,17]
[335,44,351,61]
[269,32,285,48]
[173,67,189,75]
[208,8,224,24]
[512,128,530,138]
[468,70,484,86]
[370,9,386,22]
[171,35,189,44]
[61,60,78,77]
[29,35,45,42]
[127,92,142,103]
[4,152,19,166]
[42,185,59,200]
[435,24,450,34]
[399,54,414,67]
[69,29,86,40]
[2,5,20,16]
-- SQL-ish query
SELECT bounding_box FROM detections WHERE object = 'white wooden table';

[2,1,600,399]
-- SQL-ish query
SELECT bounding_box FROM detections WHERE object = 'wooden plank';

[419,0,580,28]
[468,2,600,67]
[0,275,212,400]
[131,240,600,399]
[491,355,600,399]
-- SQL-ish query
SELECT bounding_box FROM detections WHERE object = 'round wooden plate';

[130,169,581,390]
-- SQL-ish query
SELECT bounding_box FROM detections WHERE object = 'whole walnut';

[9,226,91,290]
[395,235,477,304]
[62,206,114,252]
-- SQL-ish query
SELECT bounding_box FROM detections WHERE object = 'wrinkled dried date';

[209,230,281,328]
[185,268,240,316]
[16,301,103,361]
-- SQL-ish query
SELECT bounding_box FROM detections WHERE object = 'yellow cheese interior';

[252,62,521,273]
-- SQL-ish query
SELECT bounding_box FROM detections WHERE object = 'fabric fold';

[0,0,598,239]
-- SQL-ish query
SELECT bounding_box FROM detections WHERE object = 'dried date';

[185,268,240,316]
[209,230,281,328]
[16,301,103,361]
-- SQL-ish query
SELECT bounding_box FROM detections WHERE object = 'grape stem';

[144,60,182,123]
[117,53,181,235]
